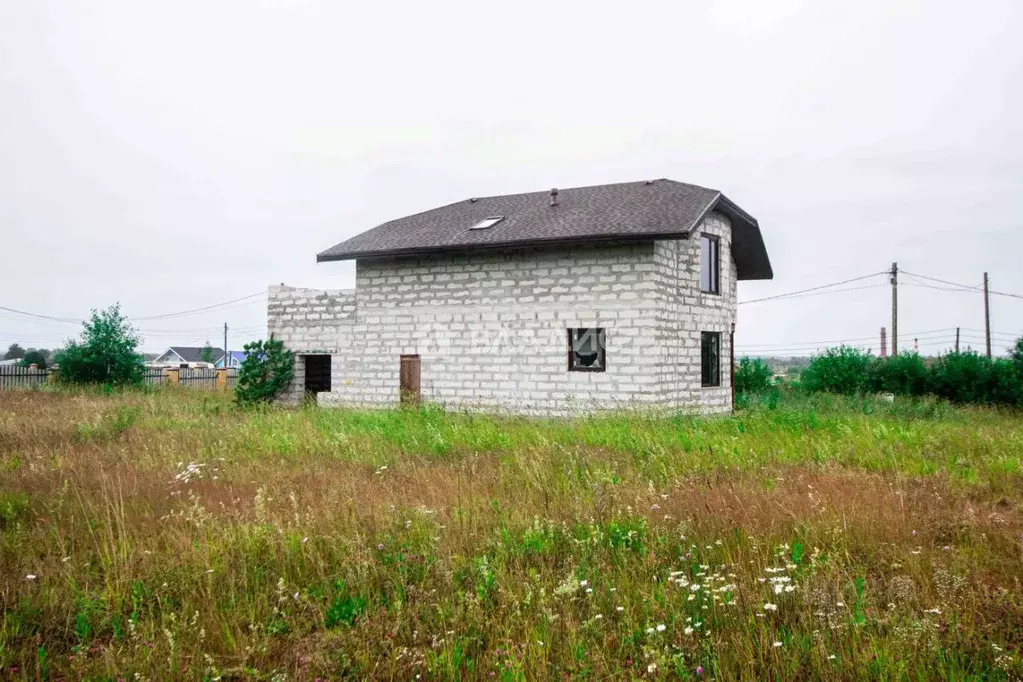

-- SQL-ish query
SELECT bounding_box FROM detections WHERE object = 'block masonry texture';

[267,212,737,414]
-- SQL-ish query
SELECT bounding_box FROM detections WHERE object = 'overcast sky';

[2,0,1021,356]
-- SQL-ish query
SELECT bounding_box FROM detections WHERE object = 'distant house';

[151,346,225,368]
[214,351,248,369]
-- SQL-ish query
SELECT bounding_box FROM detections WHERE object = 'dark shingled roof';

[161,346,225,363]
[317,179,773,280]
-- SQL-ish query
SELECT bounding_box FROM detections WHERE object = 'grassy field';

[1,389,1022,680]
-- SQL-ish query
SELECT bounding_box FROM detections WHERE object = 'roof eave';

[712,194,774,281]
[316,231,691,263]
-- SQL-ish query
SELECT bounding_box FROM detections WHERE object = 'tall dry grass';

[1,388,1021,679]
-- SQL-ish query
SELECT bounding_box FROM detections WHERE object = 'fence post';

[166,368,180,385]
[216,368,228,391]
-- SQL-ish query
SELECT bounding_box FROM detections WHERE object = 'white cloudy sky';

[1,0,1021,355]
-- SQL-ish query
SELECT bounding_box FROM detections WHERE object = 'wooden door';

[399,355,421,406]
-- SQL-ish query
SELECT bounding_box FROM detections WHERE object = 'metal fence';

[0,366,238,391]
[0,366,49,390]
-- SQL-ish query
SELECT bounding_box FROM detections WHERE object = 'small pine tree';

[234,336,294,406]
[201,342,215,364]
[54,305,145,386]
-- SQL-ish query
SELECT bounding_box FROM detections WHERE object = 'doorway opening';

[399,354,420,406]
[304,355,331,396]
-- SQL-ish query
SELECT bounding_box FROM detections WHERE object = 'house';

[214,351,248,369]
[267,179,772,414]
[150,346,225,368]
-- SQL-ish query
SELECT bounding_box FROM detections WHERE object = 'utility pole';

[890,262,898,356]
[983,272,991,359]
[880,327,887,357]
[224,323,229,367]
[955,327,960,353]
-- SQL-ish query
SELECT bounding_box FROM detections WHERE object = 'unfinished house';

[267,179,772,414]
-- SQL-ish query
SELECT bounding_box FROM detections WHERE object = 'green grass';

[0,388,1021,679]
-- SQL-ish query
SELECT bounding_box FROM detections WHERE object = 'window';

[701,332,721,387]
[568,328,606,372]
[700,234,720,294]
[469,216,505,230]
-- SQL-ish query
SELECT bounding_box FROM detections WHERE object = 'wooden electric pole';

[224,323,229,367]
[955,327,960,352]
[983,272,991,358]
[880,327,887,357]
[890,262,898,356]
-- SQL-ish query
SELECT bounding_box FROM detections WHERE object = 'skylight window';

[469,216,504,230]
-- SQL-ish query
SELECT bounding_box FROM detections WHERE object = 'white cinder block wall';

[267,212,737,414]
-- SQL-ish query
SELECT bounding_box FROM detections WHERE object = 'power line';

[736,328,956,350]
[902,281,982,294]
[738,271,888,305]
[902,270,1023,300]
[900,271,981,291]
[0,291,267,326]
[0,305,81,323]
[131,292,266,320]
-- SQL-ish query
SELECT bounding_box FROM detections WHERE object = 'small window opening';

[469,216,505,230]
[568,328,606,372]
[701,332,721,387]
[700,234,720,294]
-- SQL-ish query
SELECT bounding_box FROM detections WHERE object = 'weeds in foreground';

[0,390,1021,679]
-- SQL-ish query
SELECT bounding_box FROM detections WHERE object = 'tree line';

[736,339,1023,407]
[3,344,53,369]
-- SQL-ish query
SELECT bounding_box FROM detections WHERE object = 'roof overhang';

[316,231,691,263]
[712,194,774,281]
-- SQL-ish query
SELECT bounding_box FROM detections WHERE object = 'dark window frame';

[701,331,721,387]
[567,328,607,372]
[700,234,720,294]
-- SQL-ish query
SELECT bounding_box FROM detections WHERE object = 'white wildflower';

[763,603,778,612]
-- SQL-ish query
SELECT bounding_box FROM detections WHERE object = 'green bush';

[19,349,48,370]
[734,357,773,394]
[235,336,295,406]
[798,339,1023,408]
[54,305,145,387]
[1011,338,1023,373]
[800,346,872,395]
[928,351,1020,406]
[867,353,928,396]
